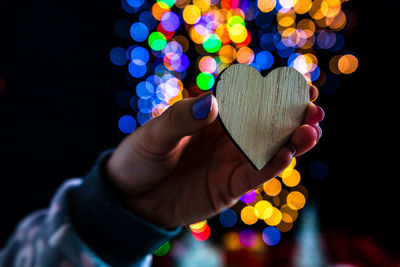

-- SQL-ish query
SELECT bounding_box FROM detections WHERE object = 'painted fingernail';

[308,123,322,140]
[307,106,325,125]
[286,144,297,156]
[192,93,212,120]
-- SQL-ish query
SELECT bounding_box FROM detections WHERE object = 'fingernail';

[192,93,212,120]
[308,123,322,140]
[286,144,297,156]
[307,106,325,125]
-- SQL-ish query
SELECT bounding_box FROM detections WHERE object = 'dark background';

[0,0,393,255]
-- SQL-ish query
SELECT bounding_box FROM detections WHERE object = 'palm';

[127,120,263,227]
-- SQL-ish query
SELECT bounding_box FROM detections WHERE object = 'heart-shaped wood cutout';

[214,64,309,170]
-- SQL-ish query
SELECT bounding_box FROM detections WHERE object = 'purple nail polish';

[308,124,322,140]
[286,144,297,156]
[192,94,212,120]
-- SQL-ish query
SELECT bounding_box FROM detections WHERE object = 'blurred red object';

[324,230,400,267]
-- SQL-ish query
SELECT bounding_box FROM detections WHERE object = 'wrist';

[105,155,175,229]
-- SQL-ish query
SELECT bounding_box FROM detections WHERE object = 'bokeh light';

[262,226,281,246]
[263,178,282,197]
[192,224,211,241]
[254,200,273,220]
[203,34,222,53]
[338,53,359,74]
[196,72,215,90]
[136,81,154,100]
[282,169,301,187]
[148,31,167,51]
[222,232,241,251]
[240,190,257,204]
[190,220,207,233]
[118,115,137,134]
[154,241,170,256]
[130,22,149,42]
[131,46,150,65]
[110,47,128,66]
[241,206,258,225]
[287,191,306,210]
[276,220,293,232]
[183,5,201,24]
[152,2,170,21]
[128,60,147,78]
[236,46,254,64]
[113,0,359,249]
[255,50,274,70]
[280,204,298,223]
[239,229,258,248]
[258,0,276,13]
[161,12,181,31]
[219,208,238,228]
[127,0,144,8]
[139,11,158,30]
[199,56,218,73]
[264,207,282,226]
[219,45,236,63]
[157,0,175,9]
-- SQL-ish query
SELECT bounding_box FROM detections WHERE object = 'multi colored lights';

[160,12,181,31]
[112,0,358,251]
[263,178,281,196]
[233,156,309,245]
[239,229,258,248]
[262,226,281,246]
[109,47,128,66]
[130,22,149,42]
[190,220,211,241]
[241,206,259,225]
[118,115,137,134]
[154,241,170,256]
[202,34,222,53]
[255,50,274,70]
[148,31,167,51]
[240,190,257,204]
[219,208,238,227]
[196,72,215,90]
[183,5,201,24]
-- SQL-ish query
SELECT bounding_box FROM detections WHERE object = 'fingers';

[230,99,325,197]
[289,124,319,156]
[304,102,325,125]
[135,93,219,154]
[258,146,295,184]
[229,146,295,198]
[229,124,317,198]
[289,102,324,156]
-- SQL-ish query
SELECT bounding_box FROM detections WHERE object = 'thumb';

[136,93,218,154]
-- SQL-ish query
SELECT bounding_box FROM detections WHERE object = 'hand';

[106,90,324,228]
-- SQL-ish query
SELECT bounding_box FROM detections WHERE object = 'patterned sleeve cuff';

[67,149,181,266]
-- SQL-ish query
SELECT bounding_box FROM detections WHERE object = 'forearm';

[0,150,181,267]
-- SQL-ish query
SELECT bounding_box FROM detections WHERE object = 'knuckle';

[164,104,178,129]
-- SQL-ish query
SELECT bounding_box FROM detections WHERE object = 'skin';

[106,91,324,229]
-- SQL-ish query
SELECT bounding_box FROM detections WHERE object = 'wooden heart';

[214,64,309,170]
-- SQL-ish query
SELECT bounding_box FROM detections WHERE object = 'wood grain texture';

[215,64,309,170]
